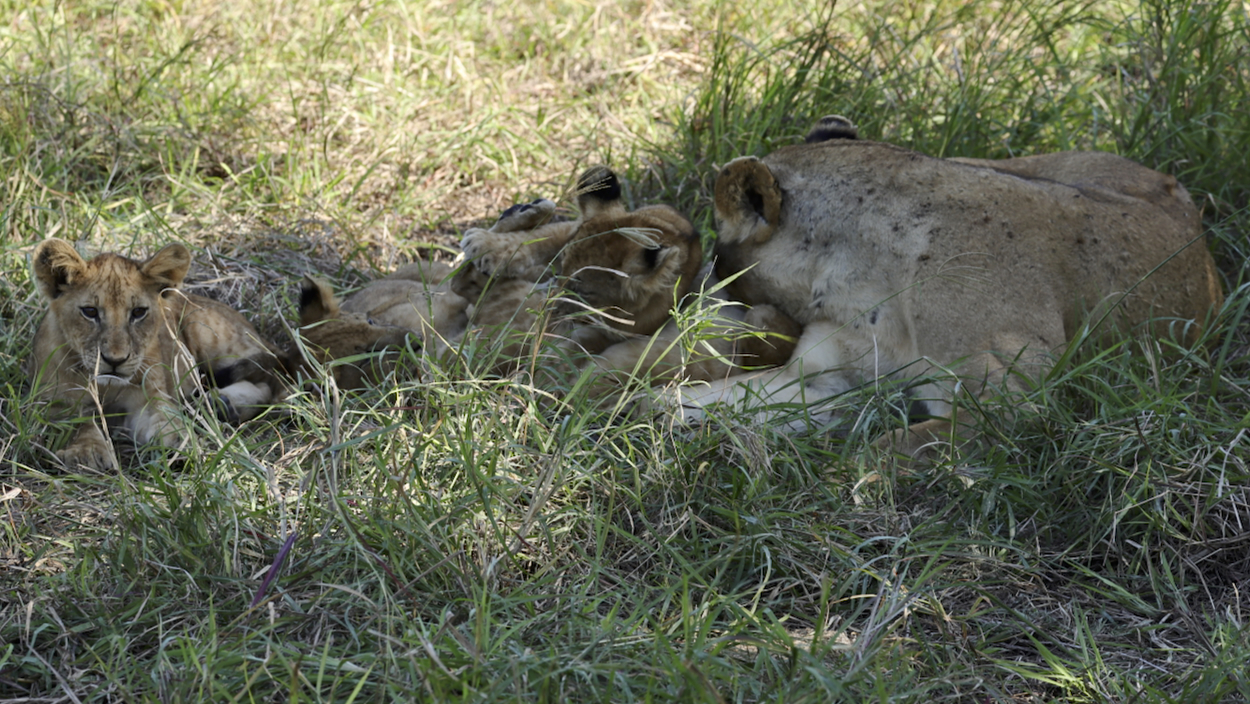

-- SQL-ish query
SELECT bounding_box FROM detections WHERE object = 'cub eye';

[80,307,99,321]
[130,307,148,322]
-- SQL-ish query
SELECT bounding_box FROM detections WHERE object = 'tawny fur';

[29,238,286,471]
[670,116,1225,458]
[296,264,469,389]
[453,166,801,388]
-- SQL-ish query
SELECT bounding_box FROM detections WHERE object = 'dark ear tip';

[805,115,859,143]
[34,237,72,263]
[576,166,621,203]
[298,280,320,309]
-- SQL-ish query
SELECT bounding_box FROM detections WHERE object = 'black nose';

[100,353,129,371]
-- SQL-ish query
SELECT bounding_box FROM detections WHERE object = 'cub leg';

[57,421,118,472]
[735,304,803,368]
[128,399,189,450]
[215,380,276,423]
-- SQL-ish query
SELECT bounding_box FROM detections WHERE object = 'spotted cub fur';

[29,239,285,470]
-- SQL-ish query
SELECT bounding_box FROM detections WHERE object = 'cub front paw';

[57,440,118,472]
[56,423,118,471]
[130,406,189,451]
[459,199,556,278]
[459,228,511,278]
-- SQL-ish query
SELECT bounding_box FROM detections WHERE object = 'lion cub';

[29,239,287,471]
[296,260,470,389]
[453,166,801,387]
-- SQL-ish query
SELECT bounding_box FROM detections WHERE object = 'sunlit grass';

[2,0,1248,701]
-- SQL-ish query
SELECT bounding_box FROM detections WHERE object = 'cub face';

[559,166,702,339]
[450,166,703,354]
[34,238,190,381]
[298,277,414,355]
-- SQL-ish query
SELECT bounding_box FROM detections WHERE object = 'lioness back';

[29,238,286,471]
[680,117,1223,458]
[716,139,1219,346]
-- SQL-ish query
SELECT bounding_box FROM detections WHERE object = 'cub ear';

[299,275,340,325]
[141,243,192,290]
[576,165,624,219]
[714,156,782,246]
[805,114,859,143]
[32,238,88,300]
[642,244,678,272]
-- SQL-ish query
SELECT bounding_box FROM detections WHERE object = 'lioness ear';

[576,165,624,219]
[714,156,782,246]
[299,275,340,325]
[32,238,88,300]
[141,243,191,290]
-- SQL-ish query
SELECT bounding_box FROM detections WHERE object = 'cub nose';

[99,352,129,372]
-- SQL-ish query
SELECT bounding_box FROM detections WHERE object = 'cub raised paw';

[459,198,575,282]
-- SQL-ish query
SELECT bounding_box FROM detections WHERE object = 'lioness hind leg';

[57,422,118,472]
[872,334,1053,463]
[871,416,970,464]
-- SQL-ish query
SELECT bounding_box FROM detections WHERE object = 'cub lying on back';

[672,115,1224,456]
[453,166,801,386]
[29,238,287,471]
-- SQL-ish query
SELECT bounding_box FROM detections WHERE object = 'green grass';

[2,0,1249,701]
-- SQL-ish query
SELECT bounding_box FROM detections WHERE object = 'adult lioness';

[29,239,287,471]
[673,116,1224,456]
[454,166,800,385]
